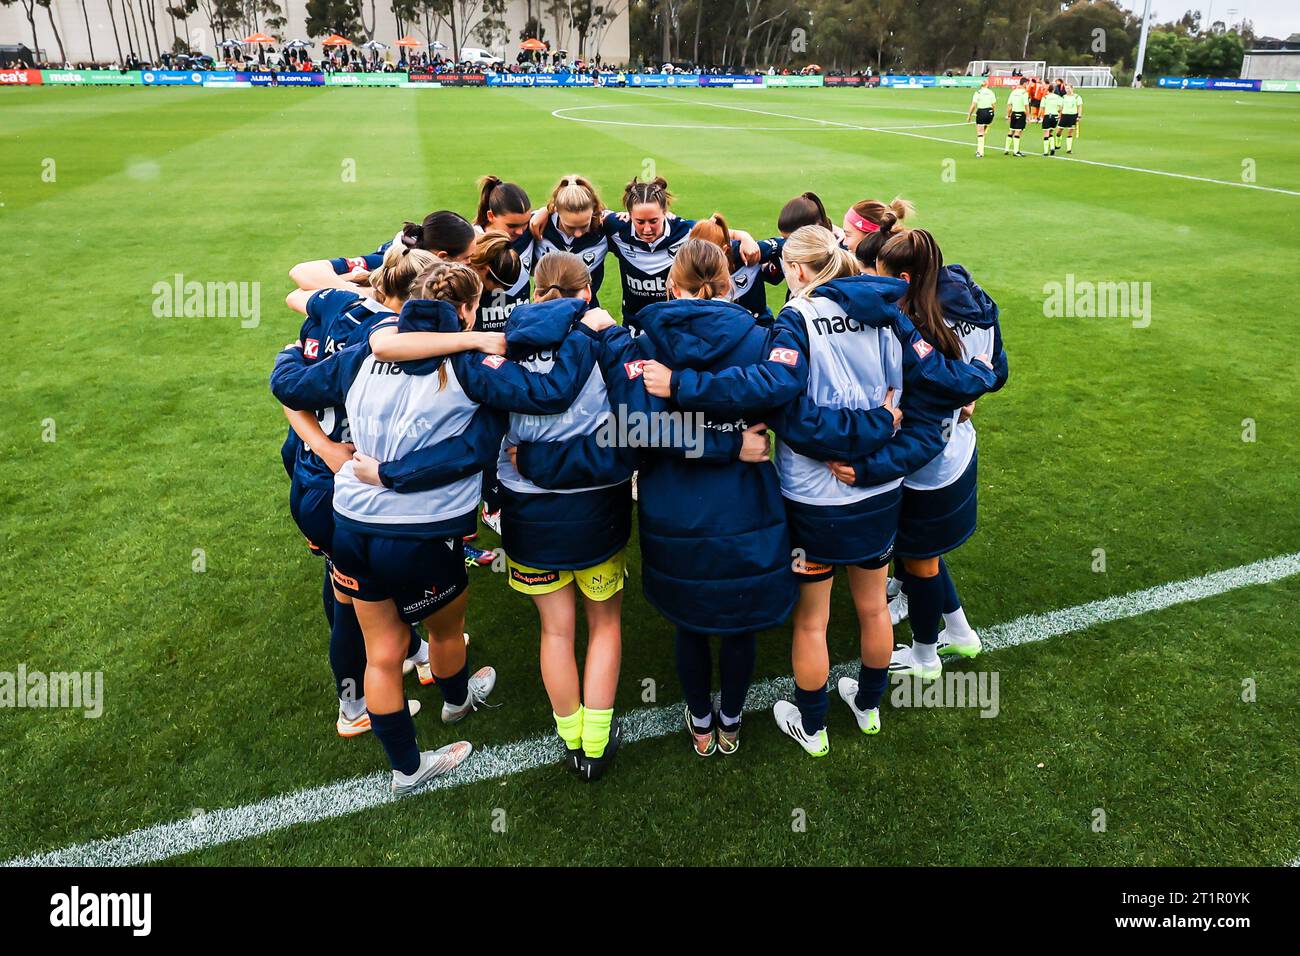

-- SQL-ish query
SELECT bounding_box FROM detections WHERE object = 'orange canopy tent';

[395,36,423,48]
[321,34,353,46]
[243,33,275,44]
[519,38,546,52]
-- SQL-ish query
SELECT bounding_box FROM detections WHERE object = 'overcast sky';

[1120,0,1299,38]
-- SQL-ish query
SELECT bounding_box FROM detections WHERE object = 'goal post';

[965,60,1047,85]
[1046,65,1116,87]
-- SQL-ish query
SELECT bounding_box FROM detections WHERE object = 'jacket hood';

[808,274,908,327]
[637,298,757,369]
[939,264,999,328]
[395,298,461,376]
[504,298,587,357]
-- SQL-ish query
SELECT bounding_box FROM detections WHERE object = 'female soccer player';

[828,229,1007,689]
[279,240,502,736]
[658,226,997,751]
[288,211,477,292]
[371,253,632,780]
[527,174,612,306]
[600,176,761,333]
[511,240,805,757]
[967,79,997,158]
[473,175,532,239]
[689,213,783,324]
[841,197,915,255]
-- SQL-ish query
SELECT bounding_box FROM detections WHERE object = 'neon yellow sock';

[1066,137,1073,153]
[582,707,613,758]
[1003,135,1012,152]
[977,132,985,152]
[1043,137,1050,155]
[554,706,584,751]
[1014,137,1022,155]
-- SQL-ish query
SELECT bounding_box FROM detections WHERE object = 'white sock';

[719,709,741,728]
[411,639,429,664]
[341,696,367,720]
[942,609,975,638]
[912,640,939,665]
[690,711,713,731]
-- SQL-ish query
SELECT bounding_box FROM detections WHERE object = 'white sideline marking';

[550,103,965,133]
[6,550,1300,867]
[624,93,1300,199]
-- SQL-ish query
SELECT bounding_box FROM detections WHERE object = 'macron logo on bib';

[912,340,934,359]
[768,347,798,366]
[625,360,646,379]
[481,355,506,369]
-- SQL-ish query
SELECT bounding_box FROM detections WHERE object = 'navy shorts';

[330,527,469,624]
[786,484,902,572]
[289,480,334,557]
[896,450,978,559]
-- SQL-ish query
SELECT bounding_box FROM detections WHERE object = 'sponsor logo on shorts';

[510,567,561,587]
[793,557,834,576]
[768,347,798,366]
[481,354,506,369]
[330,567,359,590]
[913,339,934,359]
[624,359,646,379]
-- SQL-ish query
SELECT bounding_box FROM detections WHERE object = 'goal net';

[1046,65,1116,87]
[965,60,1047,85]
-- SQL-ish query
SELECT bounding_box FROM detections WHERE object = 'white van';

[460,47,504,68]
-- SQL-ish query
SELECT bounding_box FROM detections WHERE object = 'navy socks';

[794,682,829,734]
[369,706,419,775]
[328,600,367,705]
[437,662,470,708]
[854,665,889,711]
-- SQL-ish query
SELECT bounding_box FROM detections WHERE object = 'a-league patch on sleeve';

[768,347,798,366]
[303,338,320,359]
[624,360,646,379]
[912,339,934,359]
[482,355,506,369]
[344,256,368,272]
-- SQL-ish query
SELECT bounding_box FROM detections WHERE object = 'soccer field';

[3,85,1299,867]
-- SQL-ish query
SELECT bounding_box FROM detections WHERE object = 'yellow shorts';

[506,550,627,602]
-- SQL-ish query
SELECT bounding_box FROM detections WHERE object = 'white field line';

[619,92,1300,199]
[5,550,1299,868]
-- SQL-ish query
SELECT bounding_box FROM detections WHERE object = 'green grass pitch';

[2,85,1298,866]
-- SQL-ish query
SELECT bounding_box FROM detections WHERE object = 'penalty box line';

[5,549,1300,867]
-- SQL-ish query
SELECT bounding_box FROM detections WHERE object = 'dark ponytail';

[877,229,963,360]
[405,210,475,260]
[853,210,901,272]
[474,175,530,229]
[778,191,832,235]
[623,175,672,211]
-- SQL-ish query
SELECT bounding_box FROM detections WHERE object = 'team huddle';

[269,174,1009,793]
[968,76,1085,157]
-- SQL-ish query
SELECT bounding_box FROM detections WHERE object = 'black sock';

[369,705,419,775]
[854,665,889,710]
[328,601,367,705]
[406,626,421,659]
[437,662,470,708]
[674,627,713,722]
[321,569,336,627]
[794,681,828,734]
[718,632,757,720]
[908,572,944,648]
[938,559,962,614]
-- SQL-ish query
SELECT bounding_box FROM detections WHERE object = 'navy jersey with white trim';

[726,237,783,324]
[477,231,534,332]
[601,211,696,330]
[285,289,396,489]
[536,213,610,307]
[329,238,392,276]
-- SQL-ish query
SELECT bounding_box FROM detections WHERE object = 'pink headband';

[845,209,879,234]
